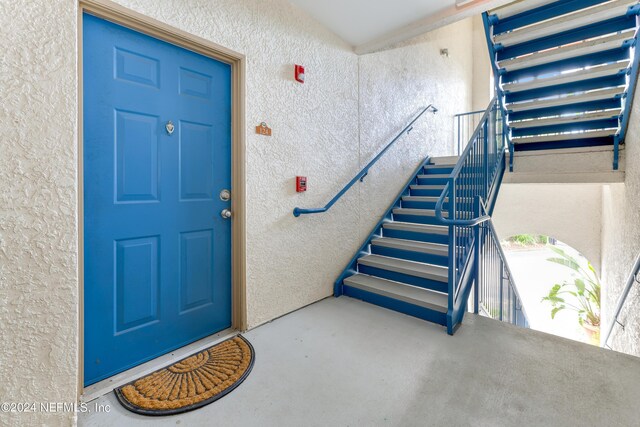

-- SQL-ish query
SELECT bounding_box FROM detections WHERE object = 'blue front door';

[83,14,232,386]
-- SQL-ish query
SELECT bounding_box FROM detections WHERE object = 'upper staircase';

[483,0,640,170]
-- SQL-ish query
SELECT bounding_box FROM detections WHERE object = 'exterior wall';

[0,1,80,426]
[0,1,475,425]
[601,87,640,356]
[357,18,474,240]
[492,183,603,274]
[471,15,492,111]
[110,0,362,329]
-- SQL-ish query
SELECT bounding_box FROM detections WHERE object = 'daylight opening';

[500,235,601,346]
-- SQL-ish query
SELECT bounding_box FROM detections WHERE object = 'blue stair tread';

[507,87,624,113]
[417,174,451,179]
[498,30,634,72]
[358,254,448,283]
[512,136,615,151]
[382,221,448,235]
[493,0,638,48]
[393,208,447,217]
[371,237,448,256]
[343,274,447,313]
[423,164,456,170]
[503,61,630,93]
[490,0,563,21]
[410,184,445,189]
[402,196,445,202]
[428,156,459,165]
[510,109,622,129]
[512,129,616,144]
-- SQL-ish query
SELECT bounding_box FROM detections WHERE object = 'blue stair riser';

[514,136,615,151]
[512,118,620,138]
[343,285,447,326]
[357,264,448,293]
[505,73,627,104]
[491,0,610,36]
[393,213,442,225]
[370,245,448,267]
[502,47,631,84]
[497,15,636,61]
[423,167,454,175]
[382,228,449,245]
[409,188,445,197]
[509,98,622,122]
[394,212,475,225]
[401,200,448,210]
[417,176,450,185]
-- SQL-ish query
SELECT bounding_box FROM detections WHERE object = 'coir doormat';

[114,335,255,416]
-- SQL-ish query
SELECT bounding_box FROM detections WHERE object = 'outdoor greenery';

[505,234,549,246]
[541,246,601,328]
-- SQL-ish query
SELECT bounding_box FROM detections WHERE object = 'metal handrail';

[435,97,508,334]
[454,110,485,117]
[293,104,438,217]
[454,109,486,155]
[435,97,499,226]
[603,252,640,347]
[481,201,530,324]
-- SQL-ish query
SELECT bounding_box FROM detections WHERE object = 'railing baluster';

[439,97,528,333]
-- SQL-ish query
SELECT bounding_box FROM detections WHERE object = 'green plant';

[541,246,600,327]
[506,234,549,246]
[538,235,549,245]
[509,234,536,245]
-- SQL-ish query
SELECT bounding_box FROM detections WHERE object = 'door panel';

[83,14,232,386]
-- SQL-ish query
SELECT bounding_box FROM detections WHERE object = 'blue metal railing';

[476,204,529,328]
[435,97,511,333]
[614,14,640,170]
[293,105,438,217]
[603,251,640,349]
[454,109,485,156]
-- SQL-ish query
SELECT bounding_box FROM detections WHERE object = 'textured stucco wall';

[471,15,492,111]
[601,86,640,356]
[112,0,475,327]
[357,18,474,240]
[1,1,475,424]
[110,0,361,331]
[0,0,80,426]
[493,184,603,274]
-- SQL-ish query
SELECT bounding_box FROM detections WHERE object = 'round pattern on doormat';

[114,335,255,416]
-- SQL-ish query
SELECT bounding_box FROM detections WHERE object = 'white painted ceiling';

[288,0,462,46]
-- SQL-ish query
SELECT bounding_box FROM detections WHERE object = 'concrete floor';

[80,297,640,427]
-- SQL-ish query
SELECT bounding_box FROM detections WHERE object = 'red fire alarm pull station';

[296,176,307,192]
[295,64,305,83]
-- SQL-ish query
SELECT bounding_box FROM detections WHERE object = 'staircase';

[483,0,640,170]
[335,99,527,334]
[337,156,457,328]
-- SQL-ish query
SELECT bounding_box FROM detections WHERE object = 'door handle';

[221,209,232,219]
